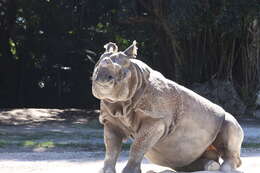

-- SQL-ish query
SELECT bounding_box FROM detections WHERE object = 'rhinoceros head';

[92,41,138,102]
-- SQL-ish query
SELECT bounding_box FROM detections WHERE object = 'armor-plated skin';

[92,41,244,173]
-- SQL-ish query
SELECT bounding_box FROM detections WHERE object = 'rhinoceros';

[92,41,244,173]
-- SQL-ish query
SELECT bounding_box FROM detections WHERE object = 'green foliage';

[0,0,259,108]
[146,0,260,101]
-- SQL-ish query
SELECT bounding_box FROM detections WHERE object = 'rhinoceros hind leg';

[213,113,243,171]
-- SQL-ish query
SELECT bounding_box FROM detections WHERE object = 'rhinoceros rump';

[92,41,244,173]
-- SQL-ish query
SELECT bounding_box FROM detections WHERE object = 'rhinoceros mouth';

[94,80,114,88]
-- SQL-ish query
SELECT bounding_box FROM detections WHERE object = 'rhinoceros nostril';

[108,75,113,80]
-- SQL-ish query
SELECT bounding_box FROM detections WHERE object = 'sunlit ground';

[0,151,260,173]
[0,109,260,173]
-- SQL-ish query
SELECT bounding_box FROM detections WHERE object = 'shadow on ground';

[0,108,107,154]
[0,108,100,125]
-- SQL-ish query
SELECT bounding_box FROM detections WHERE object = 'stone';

[191,80,246,116]
[256,90,260,106]
[254,109,260,119]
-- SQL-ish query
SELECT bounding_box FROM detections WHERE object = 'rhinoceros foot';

[99,167,116,173]
[122,164,141,173]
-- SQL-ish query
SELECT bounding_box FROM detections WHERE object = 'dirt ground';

[0,109,260,173]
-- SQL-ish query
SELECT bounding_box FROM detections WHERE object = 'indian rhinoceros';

[92,41,244,173]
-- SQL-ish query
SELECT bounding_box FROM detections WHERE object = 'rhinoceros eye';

[123,70,127,76]
[118,69,128,80]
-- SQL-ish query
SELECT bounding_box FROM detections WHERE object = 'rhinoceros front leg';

[122,122,165,173]
[100,123,124,173]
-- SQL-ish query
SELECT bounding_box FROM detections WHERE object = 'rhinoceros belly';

[145,110,224,169]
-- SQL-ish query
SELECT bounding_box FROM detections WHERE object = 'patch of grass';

[21,140,55,148]
[19,140,105,151]
[0,128,130,151]
[55,142,105,151]
[38,141,55,148]
[0,140,8,147]
[242,143,260,148]
[22,140,37,147]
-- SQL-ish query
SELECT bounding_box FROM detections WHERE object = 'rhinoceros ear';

[123,40,138,58]
[104,42,118,53]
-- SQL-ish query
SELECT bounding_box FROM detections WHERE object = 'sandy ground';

[0,151,260,173]
[0,109,260,173]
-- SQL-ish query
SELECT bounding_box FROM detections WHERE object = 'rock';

[256,90,260,106]
[254,109,260,119]
[191,80,246,116]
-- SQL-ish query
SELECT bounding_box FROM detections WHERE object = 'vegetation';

[0,0,259,110]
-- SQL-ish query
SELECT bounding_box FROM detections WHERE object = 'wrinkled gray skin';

[92,41,244,173]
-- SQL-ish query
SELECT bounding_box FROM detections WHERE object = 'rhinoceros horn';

[124,40,138,58]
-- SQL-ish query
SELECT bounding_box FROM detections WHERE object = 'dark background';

[0,0,259,113]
